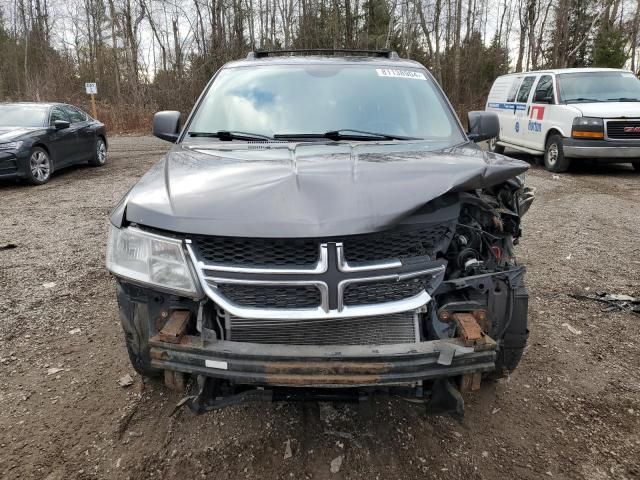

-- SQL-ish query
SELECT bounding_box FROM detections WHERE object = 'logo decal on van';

[530,105,545,120]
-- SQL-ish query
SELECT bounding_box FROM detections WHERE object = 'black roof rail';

[246,49,400,60]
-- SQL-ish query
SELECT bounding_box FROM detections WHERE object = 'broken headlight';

[106,225,199,296]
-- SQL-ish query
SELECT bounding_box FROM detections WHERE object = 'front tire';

[544,134,571,172]
[632,161,640,172]
[26,147,52,185]
[88,137,107,167]
[117,285,161,378]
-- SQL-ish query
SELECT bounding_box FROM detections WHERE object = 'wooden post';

[90,94,97,120]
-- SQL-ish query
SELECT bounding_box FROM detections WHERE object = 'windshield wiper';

[274,129,421,141]
[607,97,640,102]
[565,98,602,103]
[188,130,273,141]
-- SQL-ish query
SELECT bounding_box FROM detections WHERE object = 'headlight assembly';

[572,117,604,139]
[0,141,24,150]
[106,225,199,296]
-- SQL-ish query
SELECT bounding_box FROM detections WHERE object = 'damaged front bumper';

[149,316,496,388]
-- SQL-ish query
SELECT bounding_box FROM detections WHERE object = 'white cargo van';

[486,68,640,172]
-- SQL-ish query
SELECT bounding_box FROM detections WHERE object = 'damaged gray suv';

[107,50,534,414]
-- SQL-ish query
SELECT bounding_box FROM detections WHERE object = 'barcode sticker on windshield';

[376,68,426,80]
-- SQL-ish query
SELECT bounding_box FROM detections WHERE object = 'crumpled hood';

[0,127,42,142]
[118,142,529,237]
[572,102,640,118]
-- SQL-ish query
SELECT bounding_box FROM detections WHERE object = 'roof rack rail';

[246,49,400,60]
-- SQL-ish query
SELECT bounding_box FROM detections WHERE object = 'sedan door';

[62,105,95,162]
[47,107,80,168]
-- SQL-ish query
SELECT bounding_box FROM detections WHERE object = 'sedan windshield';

[186,64,465,146]
[558,71,640,103]
[0,104,49,127]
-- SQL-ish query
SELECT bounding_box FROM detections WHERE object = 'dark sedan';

[0,102,108,185]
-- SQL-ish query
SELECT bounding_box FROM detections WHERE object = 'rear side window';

[63,105,87,123]
[50,107,70,125]
[516,76,536,103]
[533,75,554,103]
[506,77,522,102]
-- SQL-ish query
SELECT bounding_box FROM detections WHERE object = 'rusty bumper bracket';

[158,310,191,344]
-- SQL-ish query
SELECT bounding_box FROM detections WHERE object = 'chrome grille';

[226,311,419,345]
[188,239,446,321]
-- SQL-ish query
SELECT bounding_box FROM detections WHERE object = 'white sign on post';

[85,82,97,95]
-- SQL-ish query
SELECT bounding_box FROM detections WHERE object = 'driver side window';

[62,105,87,123]
[50,107,70,125]
[533,75,554,104]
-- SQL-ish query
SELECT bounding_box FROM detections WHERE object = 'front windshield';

[0,104,49,127]
[186,64,465,144]
[558,71,640,103]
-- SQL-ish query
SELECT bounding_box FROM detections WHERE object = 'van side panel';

[486,75,525,146]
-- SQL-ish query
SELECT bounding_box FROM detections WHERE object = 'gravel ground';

[1,136,639,480]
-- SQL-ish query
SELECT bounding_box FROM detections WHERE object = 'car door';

[512,75,538,148]
[62,105,94,162]
[523,74,555,150]
[47,106,79,168]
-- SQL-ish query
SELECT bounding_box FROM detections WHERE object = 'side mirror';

[467,111,499,143]
[153,111,181,143]
[54,120,70,130]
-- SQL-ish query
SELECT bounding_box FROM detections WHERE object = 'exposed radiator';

[223,310,420,346]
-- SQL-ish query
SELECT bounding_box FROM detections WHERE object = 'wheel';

[26,147,52,185]
[544,134,571,172]
[488,137,505,154]
[88,137,107,167]
[632,161,640,172]
[117,285,161,377]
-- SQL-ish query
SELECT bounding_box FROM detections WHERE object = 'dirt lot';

[1,136,639,480]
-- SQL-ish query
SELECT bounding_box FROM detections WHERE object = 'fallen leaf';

[47,367,63,375]
[561,322,581,335]
[283,439,292,459]
[118,374,134,387]
[330,455,343,473]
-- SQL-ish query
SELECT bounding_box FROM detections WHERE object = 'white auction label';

[376,68,426,80]
[205,359,228,370]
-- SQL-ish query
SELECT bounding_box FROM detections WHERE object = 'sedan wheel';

[89,137,108,166]
[28,148,52,184]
